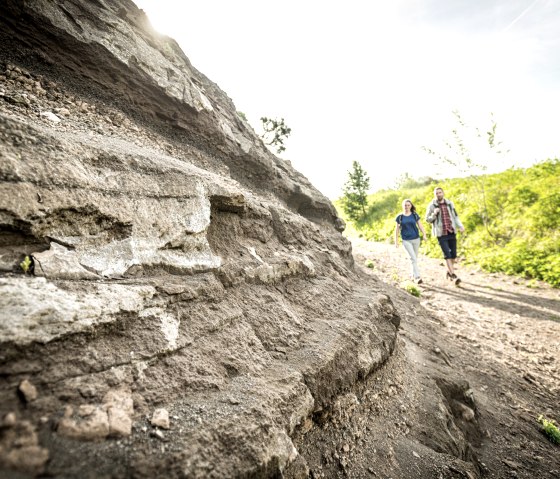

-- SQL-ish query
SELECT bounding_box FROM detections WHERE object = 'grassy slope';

[335,159,560,287]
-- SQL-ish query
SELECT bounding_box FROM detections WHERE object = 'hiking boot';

[451,273,461,285]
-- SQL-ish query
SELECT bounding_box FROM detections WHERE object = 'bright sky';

[133,0,560,199]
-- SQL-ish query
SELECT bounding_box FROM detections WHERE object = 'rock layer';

[0,1,398,477]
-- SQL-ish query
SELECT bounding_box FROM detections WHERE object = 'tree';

[422,111,509,241]
[342,161,370,222]
[260,117,291,154]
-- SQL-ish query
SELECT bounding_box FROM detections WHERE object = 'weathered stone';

[151,408,170,430]
[39,111,61,123]
[103,389,134,437]
[1,412,17,427]
[33,242,100,280]
[18,379,38,402]
[103,389,134,416]
[57,405,110,441]
[0,277,156,345]
[107,407,132,437]
[0,418,49,474]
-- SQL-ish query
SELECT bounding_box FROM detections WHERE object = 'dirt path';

[352,238,560,478]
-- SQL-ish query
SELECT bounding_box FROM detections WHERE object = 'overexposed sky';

[133,0,560,198]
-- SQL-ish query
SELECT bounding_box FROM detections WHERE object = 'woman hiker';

[394,199,427,284]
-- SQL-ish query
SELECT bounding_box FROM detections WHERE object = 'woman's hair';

[402,199,416,213]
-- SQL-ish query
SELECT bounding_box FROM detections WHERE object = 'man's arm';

[425,203,439,223]
[450,201,465,232]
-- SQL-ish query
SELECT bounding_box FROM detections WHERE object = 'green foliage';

[365,259,374,269]
[237,111,247,121]
[335,159,560,287]
[341,161,370,223]
[20,255,32,274]
[538,415,560,445]
[403,281,421,297]
[260,117,291,154]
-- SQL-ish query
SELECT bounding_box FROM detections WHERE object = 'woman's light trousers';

[402,238,421,279]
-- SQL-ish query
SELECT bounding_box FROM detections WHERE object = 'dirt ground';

[351,238,559,478]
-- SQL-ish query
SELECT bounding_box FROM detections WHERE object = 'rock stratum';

[0,1,401,477]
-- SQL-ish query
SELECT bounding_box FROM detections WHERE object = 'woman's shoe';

[416,278,423,284]
[446,272,453,281]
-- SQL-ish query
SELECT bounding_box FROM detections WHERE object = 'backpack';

[396,212,419,225]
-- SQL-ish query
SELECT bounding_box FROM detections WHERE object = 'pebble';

[40,111,61,123]
[150,429,165,440]
[18,379,38,402]
[55,107,71,116]
[2,412,17,427]
[151,407,170,429]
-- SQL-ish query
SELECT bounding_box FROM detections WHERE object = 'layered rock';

[0,1,399,477]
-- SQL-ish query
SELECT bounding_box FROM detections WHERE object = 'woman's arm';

[394,224,400,247]
[417,219,427,237]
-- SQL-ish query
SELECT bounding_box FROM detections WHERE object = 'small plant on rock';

[403,281,421,297]
[365,259,374,269]
[20,255,33,274]
[538,415,560,445]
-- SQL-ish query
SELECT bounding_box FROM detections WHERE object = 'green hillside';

[335,159,560,287]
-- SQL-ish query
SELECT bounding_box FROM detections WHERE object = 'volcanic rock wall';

[0,1,399,477]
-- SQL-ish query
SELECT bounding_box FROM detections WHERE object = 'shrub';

[537,415,560,445]
[403,281,421,297]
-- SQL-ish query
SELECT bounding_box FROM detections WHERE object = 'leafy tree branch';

[260,117,291,154]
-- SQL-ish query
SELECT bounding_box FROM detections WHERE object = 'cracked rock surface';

[0,1,398,477]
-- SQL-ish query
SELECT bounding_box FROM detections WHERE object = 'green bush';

[538,415,560,445]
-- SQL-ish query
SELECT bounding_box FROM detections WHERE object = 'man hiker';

[425,187,465,284]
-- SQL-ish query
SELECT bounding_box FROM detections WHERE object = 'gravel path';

[352,238,560,478]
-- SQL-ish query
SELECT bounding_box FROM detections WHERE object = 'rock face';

[0,1,399,477]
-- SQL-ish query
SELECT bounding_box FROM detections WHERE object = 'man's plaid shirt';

[439,201,454,234]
